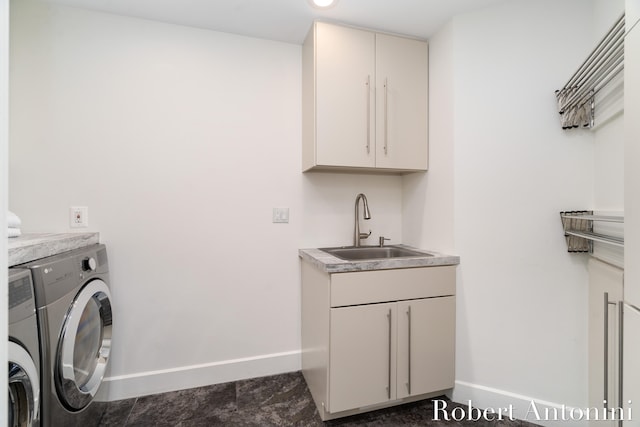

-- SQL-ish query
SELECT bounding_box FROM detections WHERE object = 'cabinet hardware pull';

[407,305,412,395]
[604,292,610,409]
[618,300,623,427]
[366,75,371,155]
[384,77,388,155]
[387,309,392,399]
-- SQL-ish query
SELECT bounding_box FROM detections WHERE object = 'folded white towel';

[8,211,22,228]
[8,227,21,238]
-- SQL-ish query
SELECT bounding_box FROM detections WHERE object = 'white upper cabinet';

[302,21,428,173]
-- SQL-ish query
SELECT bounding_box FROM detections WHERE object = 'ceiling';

[41,0,510,44]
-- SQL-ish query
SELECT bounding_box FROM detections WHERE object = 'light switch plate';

[272,207,289,223]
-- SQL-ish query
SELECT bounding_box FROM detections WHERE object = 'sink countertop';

[299,244,460,273]
[8,232,100,267]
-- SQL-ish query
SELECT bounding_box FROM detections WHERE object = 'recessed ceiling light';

[308,0,338,9]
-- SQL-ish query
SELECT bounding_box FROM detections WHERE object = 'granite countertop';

[8,232,100,267]
[299,244,460,273]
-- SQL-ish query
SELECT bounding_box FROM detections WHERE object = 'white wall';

[404,0,602,422]
[402,21,455,253]
[9,0,403,399]
[592,0,625,267]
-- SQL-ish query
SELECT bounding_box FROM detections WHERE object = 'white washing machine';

[22,244,113,427]
[8,268,41,427]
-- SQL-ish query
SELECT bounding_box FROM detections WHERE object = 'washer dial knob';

[82,257,97,272]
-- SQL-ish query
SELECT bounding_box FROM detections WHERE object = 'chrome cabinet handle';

[384,77,388,155]
[366,75,371,154]
[407,305,412,395]
[387,309,392,399]
[604,292,609,409]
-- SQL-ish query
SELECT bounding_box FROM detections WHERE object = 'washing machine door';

[8,341,40,427]
[56,279,113,411]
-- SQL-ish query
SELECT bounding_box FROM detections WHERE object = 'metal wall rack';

[555,14,625,129]
[560,211,624,253]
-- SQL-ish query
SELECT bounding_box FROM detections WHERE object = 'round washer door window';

[56,279,113,411]
[8,341,40,426]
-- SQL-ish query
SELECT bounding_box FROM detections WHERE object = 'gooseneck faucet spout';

[354,193,372,247]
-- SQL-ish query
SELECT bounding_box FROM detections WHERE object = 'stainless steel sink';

[320,245,432,261]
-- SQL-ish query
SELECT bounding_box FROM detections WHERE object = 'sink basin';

[320,245,431,261]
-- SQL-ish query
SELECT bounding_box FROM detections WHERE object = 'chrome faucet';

[353,193,372,247]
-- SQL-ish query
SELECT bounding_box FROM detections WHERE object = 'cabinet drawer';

[330,266,455,307]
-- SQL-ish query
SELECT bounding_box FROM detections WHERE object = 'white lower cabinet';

[623,305,640,427]
[301,262,456,420]
[329,302,397,412]
[588,258,623,425]
[396,297,455,399]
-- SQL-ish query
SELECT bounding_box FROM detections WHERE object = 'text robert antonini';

[433,399,632,422]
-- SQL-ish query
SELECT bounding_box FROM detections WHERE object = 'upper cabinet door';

[375,33,428,171]
[315,22,375,169]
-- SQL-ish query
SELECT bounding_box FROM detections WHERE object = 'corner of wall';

[401,19,455,252]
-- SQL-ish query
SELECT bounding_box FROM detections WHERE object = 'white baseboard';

[95,350,301,401]
[452,381,595,427]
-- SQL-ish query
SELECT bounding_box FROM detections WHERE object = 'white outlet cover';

[70,206,89,228]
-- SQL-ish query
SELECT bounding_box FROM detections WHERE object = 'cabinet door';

[623,305,640,427]
[329,303,396,413]
[626,17,640,309]
[588,259,623,418]
[375,33,428,170]
[315,22,375,168]
[396,297,455,399]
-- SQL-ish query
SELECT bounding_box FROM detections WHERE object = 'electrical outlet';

[272,207,289,223]
[70,206,88,228]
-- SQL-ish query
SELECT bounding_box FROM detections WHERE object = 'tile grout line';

[122,397,138,426]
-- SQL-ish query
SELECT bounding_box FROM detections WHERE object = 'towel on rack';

[8,227,21,238]
[7,210,21,228]
[579,102,591,127]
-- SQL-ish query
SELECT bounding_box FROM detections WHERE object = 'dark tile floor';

[97,371,539,426]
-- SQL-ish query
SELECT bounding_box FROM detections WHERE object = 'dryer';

[8,268,41,427]
[23,244,113,427]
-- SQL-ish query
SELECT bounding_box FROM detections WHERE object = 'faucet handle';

[379,236,391,247]
[359,230,372,240]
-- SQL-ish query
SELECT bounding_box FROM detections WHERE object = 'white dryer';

[22,244,113,427]
[8,268,41,427]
